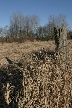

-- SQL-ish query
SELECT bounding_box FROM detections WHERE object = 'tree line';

[0,12,71,42]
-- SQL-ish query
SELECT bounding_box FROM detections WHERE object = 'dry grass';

[0,40,72,108]
[0,40,55,67]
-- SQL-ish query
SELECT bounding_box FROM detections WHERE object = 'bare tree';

[24,15,31,36]
[48,14,69,30]
[36,26,43,39]
[9,13,19,38]
[0,27,3,37]
[30,15,40,36]
[9,12,25,39]
[54,14,69,30]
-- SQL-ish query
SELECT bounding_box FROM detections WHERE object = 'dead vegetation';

[0,40,72,108]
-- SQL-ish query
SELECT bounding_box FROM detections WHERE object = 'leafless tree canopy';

[0,13,71,42]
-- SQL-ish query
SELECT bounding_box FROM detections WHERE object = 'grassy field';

[0,40,55,67]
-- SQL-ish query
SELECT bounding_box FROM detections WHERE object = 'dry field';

[0,40,55,67]
[0,40,72,108]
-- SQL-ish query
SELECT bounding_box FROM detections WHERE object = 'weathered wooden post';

[54,27,60,51]
[59,24,67,70]
[54,24,68,108]
[59,24,68,108]
[54,24,67,70]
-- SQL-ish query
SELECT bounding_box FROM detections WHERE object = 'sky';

[0,0,72,29]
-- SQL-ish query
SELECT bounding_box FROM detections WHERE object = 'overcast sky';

[0,0,72,29]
